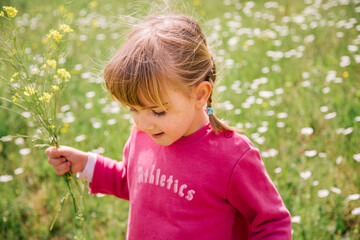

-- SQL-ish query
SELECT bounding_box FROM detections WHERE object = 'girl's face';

[129,87,208,146]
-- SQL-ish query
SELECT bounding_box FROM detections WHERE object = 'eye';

[152,110,166,117]
[129,107,138,113]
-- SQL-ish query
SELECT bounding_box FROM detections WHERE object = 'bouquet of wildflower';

[0,6,86,239]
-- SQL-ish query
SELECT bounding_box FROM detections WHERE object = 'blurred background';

[0,0,359,239]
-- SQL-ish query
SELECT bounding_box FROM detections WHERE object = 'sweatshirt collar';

[173,122,211,144]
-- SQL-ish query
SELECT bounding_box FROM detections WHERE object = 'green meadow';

[0,0,359,239]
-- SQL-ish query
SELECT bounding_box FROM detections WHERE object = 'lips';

[151,132,164,139]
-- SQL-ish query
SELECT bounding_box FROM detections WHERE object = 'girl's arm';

[227,147,291,240]
[87,139,131,200]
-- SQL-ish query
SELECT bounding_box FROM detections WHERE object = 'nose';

[135,113,155,132]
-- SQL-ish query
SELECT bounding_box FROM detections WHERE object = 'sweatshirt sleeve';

[227,147,291,239]
[88,139,131,200]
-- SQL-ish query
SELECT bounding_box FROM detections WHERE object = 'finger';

[48,157,66,167]
[54,162,71,176]
[46,146,70,158]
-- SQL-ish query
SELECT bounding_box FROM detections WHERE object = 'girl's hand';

[46,146,88,176]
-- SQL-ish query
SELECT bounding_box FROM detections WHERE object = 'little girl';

[46,14,291,239]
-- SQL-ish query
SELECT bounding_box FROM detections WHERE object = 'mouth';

[151,132,164,139]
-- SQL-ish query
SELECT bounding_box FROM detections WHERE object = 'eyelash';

[152,110,166,117]
[129,108,166,117]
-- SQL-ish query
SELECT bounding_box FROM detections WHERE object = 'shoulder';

[211,130,254,153]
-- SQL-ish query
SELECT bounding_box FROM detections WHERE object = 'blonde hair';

[104,14,234,134]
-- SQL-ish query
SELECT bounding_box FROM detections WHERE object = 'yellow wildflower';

[41,38,48,45]
[343,71,349,78]
[52,85,59,91]
[12,95,18,102]
[42,64,47,69]
[39,92,52,102]
[47,29,62,43]
[24,87,36,96]
[47,60,57,69]
[0,11,4,17]
[57,68,71,81]
[59,24,74,33]
[89,1,98,9]
[193,0,201,6]
[3,6,18,18]
[10,72,19,82]
[60,122,70,133]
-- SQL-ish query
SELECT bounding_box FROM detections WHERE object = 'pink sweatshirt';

[88,123,291,239]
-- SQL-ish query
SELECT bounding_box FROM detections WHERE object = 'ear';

[194,81,212,109]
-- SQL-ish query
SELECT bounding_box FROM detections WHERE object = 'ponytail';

[206,56,238,135]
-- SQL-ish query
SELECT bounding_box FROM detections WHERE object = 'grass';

[0,0,359,239]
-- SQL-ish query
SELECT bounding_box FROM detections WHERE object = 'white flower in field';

[275,88,284,95]
[74,64,82,71]
[61,105,70,112]
[217,85,227,92]
[347,45,358,52]
[312,180,319,186]
[343,127,353,135]
[86,91,95,98]
[107,119,117,125]
[96,193,105,198]
[300,171,312,180]
[277,112,288,119]
[336,156,343,164]
[353,154,360,162]
[347,194,360,201]
[266,110,275,116]
[302,72,310,79]
[228,37,239,47]
[318,152,327,158]
[301,127,314,135]
[261,149,278,158]
[277,122,285,128]
[19,148,31,155]
[262,67,269,73]
[326,71,336,82]
[354,55,360,64]
[318,189,329,198]
[0,175,13,183]
[339,56,351,67]
[301,80,311,87]
[274,167,282,174]
[81,72,91,79]
[259,91,274,98]
[291,216,301,224]
[355,116,360,122]
[258,126,268,133]
[14,168,24,175]
[92,122,102,129]
[85,102,93,109]
[305,150,317,157]
[304,34,315,43]
[324,112,336,119]
[15,138,24,145]
[322,87,330,94]
[351,207,360,216]
[21,112,31,118]
[75,135,86,142]
[330,187,341,194]
[1,135,13,142]
[320,106,329,112]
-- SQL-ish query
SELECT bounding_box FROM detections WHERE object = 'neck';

[183,108,209,136]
